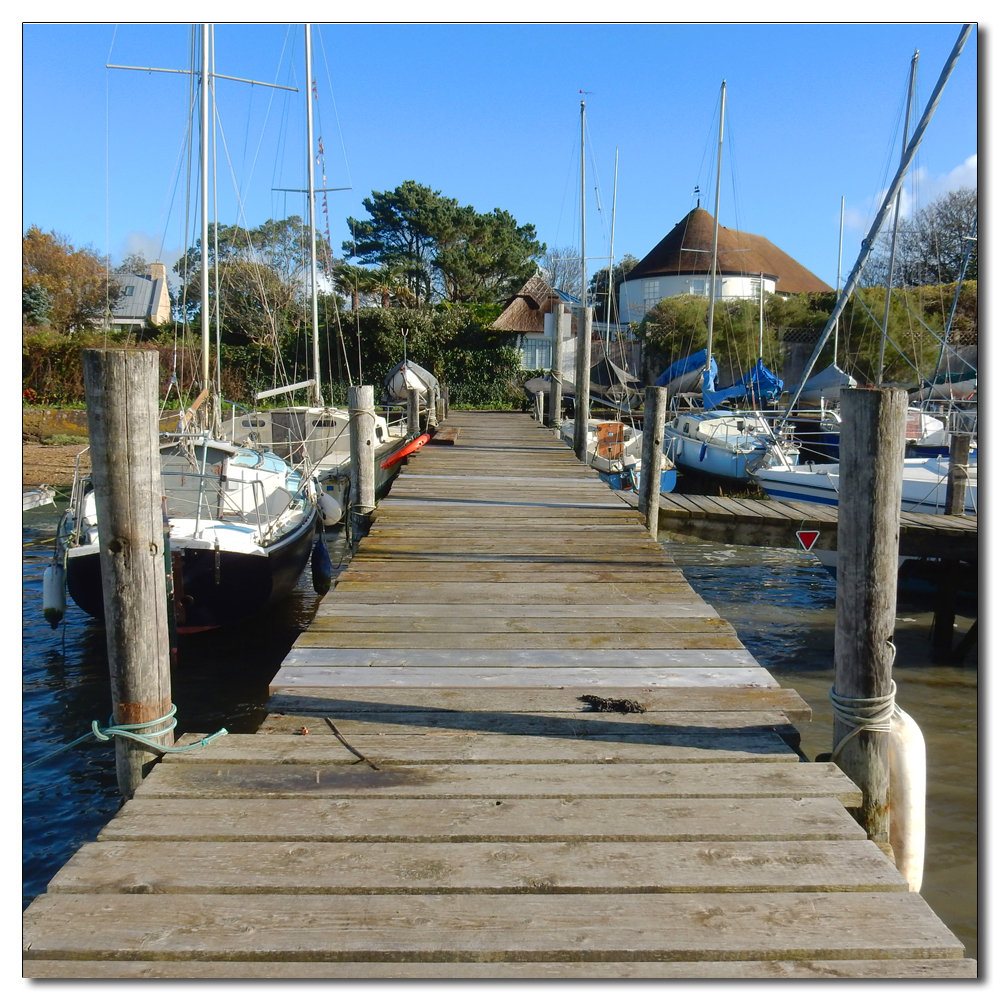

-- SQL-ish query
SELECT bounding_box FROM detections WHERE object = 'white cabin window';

[520,338,552,370]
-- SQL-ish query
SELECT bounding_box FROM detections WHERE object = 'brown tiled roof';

[624,207,833,294]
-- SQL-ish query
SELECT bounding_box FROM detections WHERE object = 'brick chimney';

[147,262,167,281]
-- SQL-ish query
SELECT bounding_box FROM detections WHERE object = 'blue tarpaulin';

[702,359,783,409]
[654,350,716,387]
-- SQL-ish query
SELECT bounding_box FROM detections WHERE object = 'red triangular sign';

[796,530,820,552]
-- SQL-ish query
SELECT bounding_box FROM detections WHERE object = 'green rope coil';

[23,705,227,772]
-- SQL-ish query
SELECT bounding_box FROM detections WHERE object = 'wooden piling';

[548,303,566,431]
[428,385,439,431]
[944,432,972,515]
[349,385,376,544]
[832,387,907,846]
[573,306,593,461]
[638,387,668,539]
[930,431,973,662]
[81,348,173,800]
[407,388,420,438]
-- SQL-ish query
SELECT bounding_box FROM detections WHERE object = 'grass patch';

[41,434,89,446]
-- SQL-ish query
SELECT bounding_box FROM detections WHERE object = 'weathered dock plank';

[129,761,863,806]
[22,891,965,963]
[165,730,796,763]
[48,839,907,895]
[21,958,980,978]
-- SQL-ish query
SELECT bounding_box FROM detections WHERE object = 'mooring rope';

[23,704,227,772]
[828,642,898,762]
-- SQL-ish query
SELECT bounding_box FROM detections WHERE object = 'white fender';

[43,563,66,628]
[317,492,344,526]
[889,705,926,892]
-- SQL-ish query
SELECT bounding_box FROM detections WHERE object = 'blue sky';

[21,18,978,293]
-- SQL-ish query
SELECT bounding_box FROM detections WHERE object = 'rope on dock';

[22,705,227,771]
[829,647,897,762]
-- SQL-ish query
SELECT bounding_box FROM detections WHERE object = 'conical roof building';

[618,207,832,323]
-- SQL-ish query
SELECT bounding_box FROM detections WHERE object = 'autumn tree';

[22,226,121,333]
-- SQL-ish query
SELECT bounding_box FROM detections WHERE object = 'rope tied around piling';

[23,704,227,771]
[828,641,897,762]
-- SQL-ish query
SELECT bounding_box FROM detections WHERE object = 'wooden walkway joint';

[23,411,974,978]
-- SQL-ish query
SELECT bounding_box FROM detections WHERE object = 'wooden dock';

[23,411,975,978]
[635,492,977,560]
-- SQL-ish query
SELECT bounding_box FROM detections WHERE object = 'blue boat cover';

[702,359,783,409]
[654,350,716,387]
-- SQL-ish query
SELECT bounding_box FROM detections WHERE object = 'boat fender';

[699,442,708,462]
[311,535,333,596]
[42,563,66,629]
[317,492,343,526]
[889,705,926,892]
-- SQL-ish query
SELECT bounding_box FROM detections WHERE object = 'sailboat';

[661,81,796,483]
[58,24,320,632]
[756,29,974,514]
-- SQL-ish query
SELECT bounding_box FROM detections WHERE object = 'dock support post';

[573,305,593,461]
[407,387,420,437]
[82,348,173,800]
[638,386,668,539]
[533,391,543,423]
[436,391,446,425]
[349,384,376,544]
[930,431,973,662]
[832,386,907,847]
[549,303,566,432]
[427,385,439,431]
[441,384,449,418]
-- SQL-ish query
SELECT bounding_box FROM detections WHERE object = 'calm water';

[22,504,977,959]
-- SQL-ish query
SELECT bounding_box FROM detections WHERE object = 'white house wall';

[618,273,776,324]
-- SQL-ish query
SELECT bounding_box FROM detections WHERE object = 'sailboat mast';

[758,272,764,360]
[579,100,586,307]
[705,80,726,381]
[877,49,919,384]
[305,24,323,407]
[781,23,972,421]
[607,147,618,329]
[834,195,844,365]
[200,23,210,391]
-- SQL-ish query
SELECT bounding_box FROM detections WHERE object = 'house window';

[750,276,762,299]
[123,286,135,296]
[520,338,552,370]
[691,279,706,296]
[643,279,661,311]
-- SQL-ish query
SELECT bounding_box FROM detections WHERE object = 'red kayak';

[380,433,431,470]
